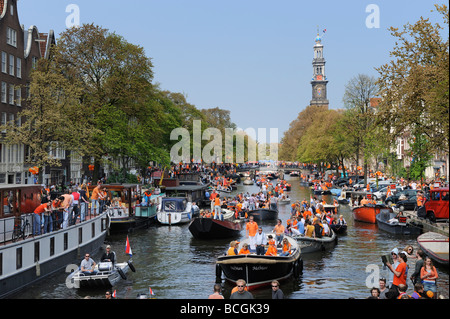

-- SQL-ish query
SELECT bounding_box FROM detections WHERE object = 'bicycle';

[11,215,32,242]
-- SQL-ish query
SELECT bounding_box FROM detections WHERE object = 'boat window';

[164,201,177,212]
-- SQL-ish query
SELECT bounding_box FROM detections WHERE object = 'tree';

[342,74,380,183]
[279,105,328,161]
[54,24,155,182]
[376,4,449,156]
[0,59,100,182]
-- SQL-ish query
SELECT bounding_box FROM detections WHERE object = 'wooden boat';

[157,197,200,225]
[352,204,392,224]
[0,185,110,298]
[189,217,242,239]
[68,260,135,288]
[88,184,157,233]
[417,232,449,266]
[330,223,347,234]
[216,234,303,290]
[247,208,278,221]
[293,229,337,253]
[375,210,422,236]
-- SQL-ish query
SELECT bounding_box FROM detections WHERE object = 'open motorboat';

[68,260,136,289]
[216,234,303,290]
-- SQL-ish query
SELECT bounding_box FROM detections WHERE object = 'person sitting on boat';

[101,245,116,265]
[280,238,291,256]
[313,219,324,238]
[227,241,239,256]
[265,236,278,256]
[238,243,250,255]
[360,197,370,205]
[80,253,97,275]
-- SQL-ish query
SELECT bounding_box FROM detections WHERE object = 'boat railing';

[1,205,107,246]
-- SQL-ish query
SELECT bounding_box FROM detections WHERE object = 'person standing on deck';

[245,216,258,250]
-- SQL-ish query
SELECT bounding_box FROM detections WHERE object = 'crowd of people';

[369,245,442,299]
[32,183,109,235]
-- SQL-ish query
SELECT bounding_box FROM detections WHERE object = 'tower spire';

[310,30,329,108]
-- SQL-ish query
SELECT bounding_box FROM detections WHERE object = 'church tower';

[310,32,329,108]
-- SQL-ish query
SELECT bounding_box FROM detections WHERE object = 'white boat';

[243,178,254,185]
[68,260,135,288]
[157,197,200,225]
[278,198,291,205]
[417,232,449,266]
[0,185,111,298]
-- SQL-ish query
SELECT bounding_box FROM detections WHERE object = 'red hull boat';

[352,204,393,224]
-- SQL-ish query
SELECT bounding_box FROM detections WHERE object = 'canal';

[11,176,449,299]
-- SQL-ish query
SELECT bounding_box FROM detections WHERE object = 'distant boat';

[375,210,422,236]
[247,208,278,221]
[293,229,337,254]
[189,217,242,239]
[417,232,449,266]
[352,204,392,224]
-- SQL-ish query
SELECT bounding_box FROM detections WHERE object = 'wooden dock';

[402,210,449,237]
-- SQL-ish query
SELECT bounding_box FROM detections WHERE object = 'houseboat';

[0,184,110,298]
[88,184,160,233]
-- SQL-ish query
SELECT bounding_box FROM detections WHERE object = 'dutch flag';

[125,236,132,257]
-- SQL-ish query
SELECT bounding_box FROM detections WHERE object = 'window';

[1,52,6,73]
[16,247,23,270]
[34,242,40,262]
[6,28,17,47]
[16,58,21,78]
[8,84,14,105]
[15,87,21,106]
[1,82,6,103]
[9,54,14,76]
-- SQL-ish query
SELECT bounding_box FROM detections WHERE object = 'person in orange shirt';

[265,237,278,256]
[91,184,101,215]
[386,252,408,298]
[214,194,222,220]
[280,238,291,256]
[238,243,250,255]
[272,219,285,246]
[33,202,51,235]
[246,216,258,250]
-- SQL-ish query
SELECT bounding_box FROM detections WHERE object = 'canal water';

[11,176,449,299]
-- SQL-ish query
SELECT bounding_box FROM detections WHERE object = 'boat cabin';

[87,184,139,216]
[164,185,209,207]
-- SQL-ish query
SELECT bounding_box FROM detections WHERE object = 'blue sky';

[17,0,447,141]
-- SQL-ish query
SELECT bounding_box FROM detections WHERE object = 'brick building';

[0,0,56,185]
